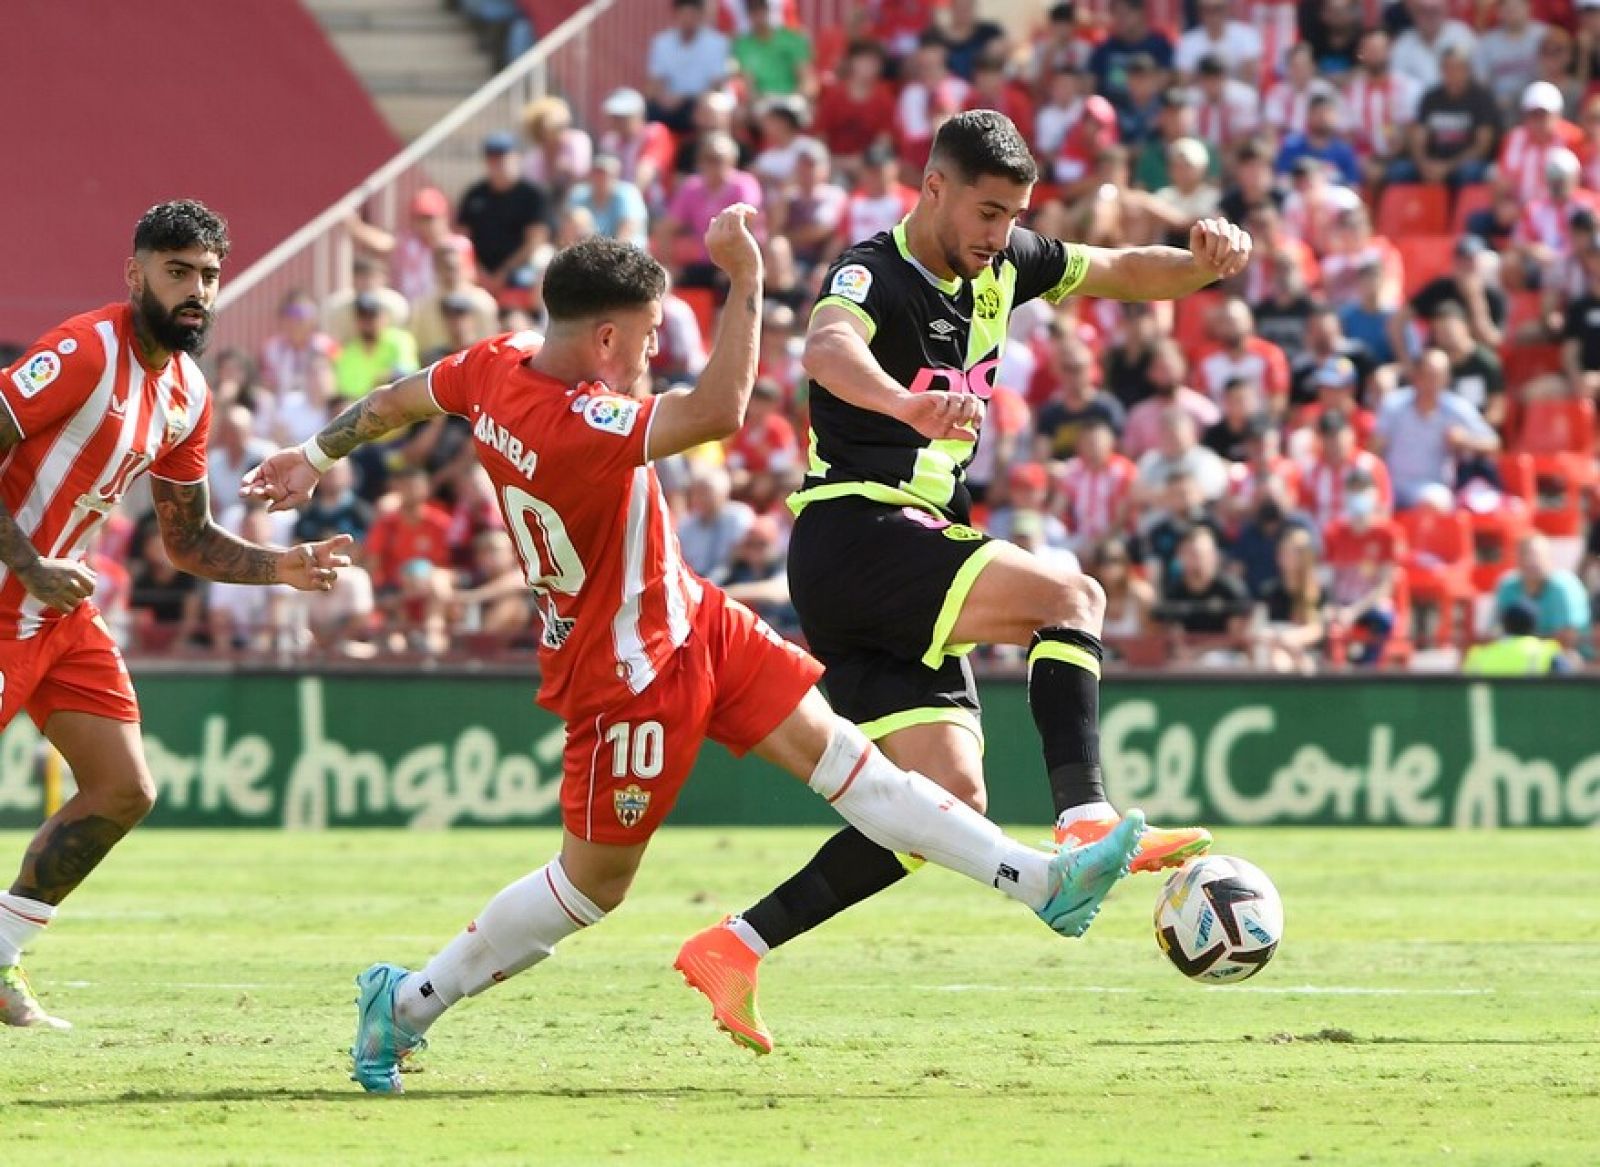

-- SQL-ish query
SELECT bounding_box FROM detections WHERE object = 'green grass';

[0,828,1596,1167]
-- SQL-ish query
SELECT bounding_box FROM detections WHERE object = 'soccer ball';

[1153,855,1283,984]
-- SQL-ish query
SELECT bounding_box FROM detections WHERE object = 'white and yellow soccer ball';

[1154,855,1283,984]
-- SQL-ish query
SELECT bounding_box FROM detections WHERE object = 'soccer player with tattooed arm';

[242,206,1148,1092]
[0,201,352,1028]
[676,110,1253,1054]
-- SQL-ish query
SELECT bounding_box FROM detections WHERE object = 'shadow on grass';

[9,1083,922,1107]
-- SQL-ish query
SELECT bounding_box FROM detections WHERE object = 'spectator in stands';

[1493,533,1593,650]
[457,132,552,302]
[1374,347,1501,507]
[292,459,373,546]
[967,378,1033,507]
[1291,312,1374,411]
[1191,55,1261,155]
[1301,408,1392,527]
[345,188,475,305]
[1088,0,1173,111]
[1251,253,1319,362]
[678,465,755,584]
[332,293,420,401]
[1322,466,1403,666]
[1058,418,1138,555]
[1218,138,1283,228]
[129,522,203,648]
[726,378,801,511]
[258,349,337,447]
[1477,0,1549,117]
[985,462,1072,551]
[569,154,649,248]
[366,467,453,644]
[1464,599,1572,673]
[751,98,821,189]
[1177,0,1264,85]
[1512,149,1600,287]
[1254,526,1326,672]
[1113,54,1165,148]
[1346,29,1424,187]
[896,35,970,172]
[1275,93,1362,188]
[1302,0,1364,78]
[840,141,918,246]
[599,87,675,200]
[412,244,501,362]
[1534,26,1584,116]
[1500,80,1585,204]
[756,301,805,403]
[1431,303,1507,430]
[1145,139,1220,247]
[1393,0,1478,90]
[722,514,801,637]
[1228,472,1322,599]
[815,40,895,169]
[1196,298,1292,410]
[1154,524,1253,659]
[1402,234,1507,352]
[965,54,1035,146]
[1321,205,1405,311]
[1399,45,1502,187]
[207,403,273,505]
[652,276,711,385]
[646,0,732,132]
[1263,43,1341,141]
[769,140,846,276]
[732,0,815,100]
[1561,245,1600,395]
[520,96,592,202]
[1087,536,1155,641]
[1137,410,1230,502]
[1281,156,1361,257]
[1052,96,1120,200]
[1134,90,1207,193]
[1124,340,1222,459]
[1033,64,1087,161]
[1033,336,1125,459]
[324,255,409,345]
[1339,258,1401,367]
[454,528,533,637]
[1202,380,1265,463]
[1029,2,1096,84]
[663,132,764,290]
[931,0,1006,82]
[260,289,338,400]
[208,503,296,652]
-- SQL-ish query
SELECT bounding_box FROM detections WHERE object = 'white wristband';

[299,436,338,474]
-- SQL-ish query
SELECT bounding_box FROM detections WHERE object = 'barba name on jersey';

[794,221,1089,523]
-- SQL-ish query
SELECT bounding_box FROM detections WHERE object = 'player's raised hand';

[1189,218,1253,280]
[18,558,97,614]
[275,534,354,592]
[240,448,323,513]
[705,203,763,283]
[889,390,985,442]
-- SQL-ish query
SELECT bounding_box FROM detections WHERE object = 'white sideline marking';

[921,984,1495,996]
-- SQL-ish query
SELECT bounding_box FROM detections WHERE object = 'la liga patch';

[829,263,872,304]
[12,350,61,398]
[583,395,641,436]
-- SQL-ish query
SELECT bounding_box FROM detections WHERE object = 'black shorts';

[787,496,1004,741]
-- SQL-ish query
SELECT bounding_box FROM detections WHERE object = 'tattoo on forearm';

[0,412,40,575]
[12,814,129,905]
[320,397,395,460]
[151,478,281,584]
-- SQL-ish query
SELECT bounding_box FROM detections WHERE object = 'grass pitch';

[0,827,1596,1166]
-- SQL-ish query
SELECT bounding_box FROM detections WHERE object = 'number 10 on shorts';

[604,720,664,780]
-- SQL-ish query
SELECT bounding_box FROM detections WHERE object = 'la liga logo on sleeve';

[12,351,62,398]
[583,395,641,436]
[829,264,872,304]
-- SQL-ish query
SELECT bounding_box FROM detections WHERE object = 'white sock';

[726,915,770,958]
[809,721,1053,910]
[0,894,54,966]
[395,858,604,1033]
[1056,801,1117,829]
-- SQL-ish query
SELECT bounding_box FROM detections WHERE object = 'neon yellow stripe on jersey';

[904,437,973,512]
[967,262,1017,368]
[893,220,961,294]
[812,295,878,341]
[923,540,1005,669]
[804,426,830,478]
[1043,243,1091,303]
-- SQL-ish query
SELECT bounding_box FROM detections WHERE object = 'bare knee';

[1036,571,1105,633]
[580,876,632,914]
[94,772,156,827]
[948,776,988,815]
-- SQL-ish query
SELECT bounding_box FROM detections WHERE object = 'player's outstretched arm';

[152,476,353,591]
[0,410,97,612]
[1070,218,1253,302]
[240,370,443,512]
[647,205,765,460]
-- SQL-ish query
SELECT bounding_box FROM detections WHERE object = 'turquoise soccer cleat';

[1035,809,1146,938]
[351,963,425,1094]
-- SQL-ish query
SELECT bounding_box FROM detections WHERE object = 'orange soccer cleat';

[674,918,773,1055]
[1055,815,1212,875]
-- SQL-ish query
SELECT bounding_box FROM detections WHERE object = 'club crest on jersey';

[829,263,872,304]
[583,395,640,437]
[12,351,61,398]
[164,402,189,445]
[974,286,1001,320]
[614,783,651,828]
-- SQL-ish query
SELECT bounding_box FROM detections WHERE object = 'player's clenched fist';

[705,204,763,284]
[1189,218,1253,280]
[889,389,985,442]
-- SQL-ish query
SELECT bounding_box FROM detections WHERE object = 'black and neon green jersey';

[792,220,1088,523]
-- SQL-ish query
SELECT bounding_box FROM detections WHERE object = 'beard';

[137,286,212,355]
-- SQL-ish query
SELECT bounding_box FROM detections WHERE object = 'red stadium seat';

[1451,183,1493,234]
[1398,508,1475,646]
[1469,499,1534,593]
[1377,183,1451,238]
[1395,235,1456,298]
[678,287,718,347]
[1512,398,1597,535]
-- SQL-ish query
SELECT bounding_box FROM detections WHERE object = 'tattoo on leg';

[11,815,129,905]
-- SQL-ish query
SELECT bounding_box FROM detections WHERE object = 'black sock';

[740,826,909,950]
[1027,626,1106,816]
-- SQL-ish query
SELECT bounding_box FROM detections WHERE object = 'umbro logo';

[928,318,958,339]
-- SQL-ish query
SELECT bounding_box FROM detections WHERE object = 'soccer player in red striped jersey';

[244,208,1147,1091]
[0,201,353,1029]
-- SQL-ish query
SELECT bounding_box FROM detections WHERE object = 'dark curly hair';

[133,199,231,258]
[541,238,666,323]
[928,110,1038,186]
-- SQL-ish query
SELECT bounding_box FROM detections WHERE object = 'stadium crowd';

[58,0,1600,672]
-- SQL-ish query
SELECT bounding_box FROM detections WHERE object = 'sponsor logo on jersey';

[928,318,958,340]
[942,523,984,542]
[614,782,651,828]
[583,395,641,437]
[472,410,540,479]
[12,351,61,398]
[974,286,1001,320]
[829,263,872,304]
[906,357,1000,400]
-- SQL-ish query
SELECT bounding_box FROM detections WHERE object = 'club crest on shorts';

[614,783,651,828]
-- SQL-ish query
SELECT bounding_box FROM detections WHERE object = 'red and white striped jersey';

[0,303,211,640]
[1513,189,1600,256]
[1057,454,1136,545]
[1343,71,1423,159]
[427,333,704,721]
[1298,450,1392,529]
[1499,124,1586,204]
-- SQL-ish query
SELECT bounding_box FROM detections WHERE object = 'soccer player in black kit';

[677,111,1253,1053]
